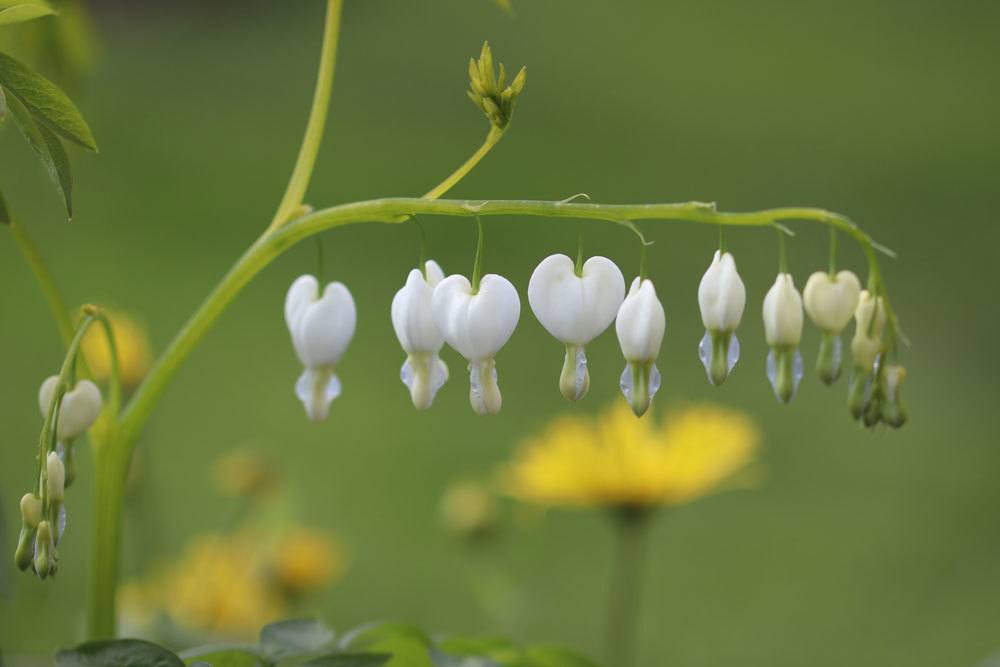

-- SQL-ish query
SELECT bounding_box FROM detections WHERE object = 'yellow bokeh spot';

[81,309,152,388]
[272,528,343,595]
[501,402,761,510]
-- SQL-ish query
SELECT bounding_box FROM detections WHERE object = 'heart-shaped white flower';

[528,253,625,400]
[284,274,357,421]
[391,260,449,410]
[38,377,102,441]
[432,273,520,415]
[615,277,666,417]
[803,270,861,333]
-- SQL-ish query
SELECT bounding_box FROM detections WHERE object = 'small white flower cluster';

[282,249,905,425]
[16,376,103,578]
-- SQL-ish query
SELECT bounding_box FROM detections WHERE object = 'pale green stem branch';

[268,0,343,231]
[422,126,505,201]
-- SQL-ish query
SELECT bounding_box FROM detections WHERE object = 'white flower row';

[284,252,877,420]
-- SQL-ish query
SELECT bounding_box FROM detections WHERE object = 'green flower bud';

[33,520,55,579]
[816,331,843,385]
[20,493,42,528]
[467,42,527,130]
[880,365,908,428]
[14,525,36,571]
[46,452,65,502]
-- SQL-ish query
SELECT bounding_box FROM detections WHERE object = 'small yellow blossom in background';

[439,478,498,539]
[271,528,343,596]
[119,527,344,640]
[501,402,761,510]
[213,449,280,499]
[81,308,152,387]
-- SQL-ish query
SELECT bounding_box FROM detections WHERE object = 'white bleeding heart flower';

[284,274,357,422]
[762,273,804,403]
[615,277,665,417]
[38,376,102,441]
[432,273,520,415]
[391,260,449,410]
[803,269,861,384]
[528,253,625,401]
[696,250,746,386]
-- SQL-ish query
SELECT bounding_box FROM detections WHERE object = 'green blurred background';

[2,0,999,664]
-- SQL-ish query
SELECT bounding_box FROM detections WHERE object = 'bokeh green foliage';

[1,1,999,665]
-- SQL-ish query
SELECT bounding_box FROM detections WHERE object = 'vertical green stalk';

[87,434,129,639]
[471,217,485,292]
[605,507,651,667]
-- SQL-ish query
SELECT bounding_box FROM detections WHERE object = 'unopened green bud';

[816,332,843,385]
[20,493,42,527]
[46,452,65,501]
[33,521,54,579]
[467,41,527,130]
[880,365,908,428]
[847,371,870,420]
[862,391,882,427]
[14,525,36,571]
[559,344,590,401]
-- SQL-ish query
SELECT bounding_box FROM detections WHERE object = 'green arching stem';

[119,197,897,442]
[267,0,343,231]
[7,221,74,346]
[422,125,505,201]
[471,217,485,293]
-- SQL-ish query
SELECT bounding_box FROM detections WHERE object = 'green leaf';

[179,647,265,667]
[301,653,392,667]
[260,619,336,660]
[4,87,73,218]
[0,85,7,124]
[56,639,185,667]
[0,50,96,150]
[339,623,432,667]
[0,3,56,26]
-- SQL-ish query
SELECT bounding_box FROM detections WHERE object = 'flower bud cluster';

[467,41,526,130]
[15,375,102,578]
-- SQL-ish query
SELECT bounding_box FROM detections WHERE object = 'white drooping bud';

[284,274,357,422]
[803,269,861,384]
[528,253,625,401]
[38,377,103,441]
[762,273,804,403]
[46,452,65,502]
[615,277,666,417]
[696,250,746,386]
[20,493,42,528]
[432,273,520,415]
[850,289,886,371]
[391,260,449,410]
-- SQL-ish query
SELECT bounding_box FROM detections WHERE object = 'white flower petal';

[698,250,746,332]
[432,273,520,361]
[615,277,665,362]
[391,264,445,355]
[285,277,357,368]
[762,273,804,347]
[39,377,103,440]
[803,270,861,333]
[528,254,625,344]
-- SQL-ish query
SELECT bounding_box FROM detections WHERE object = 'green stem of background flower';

[606,508,651,667]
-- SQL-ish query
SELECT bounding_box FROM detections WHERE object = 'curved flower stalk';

[432,273,520,415]
[391,260,449,410]
[697,250,746,386]
[528,253,625,401]
[803,270,861,384]
[616,278,666,417]
[762,273,804,403]
[284,275,356,422]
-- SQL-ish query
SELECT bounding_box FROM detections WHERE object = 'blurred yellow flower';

[272,528,343,595]
[439,478,498,539]
[212,449,280,499]
[119,527,344,640]
[81,309,151,387]
[501,402,761,510]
